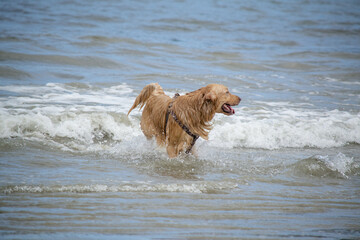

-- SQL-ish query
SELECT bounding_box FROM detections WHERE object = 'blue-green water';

[1,0,360,239]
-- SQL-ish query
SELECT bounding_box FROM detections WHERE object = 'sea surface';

[1,0,360,239]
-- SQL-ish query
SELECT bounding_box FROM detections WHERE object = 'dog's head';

[204,84,241,115]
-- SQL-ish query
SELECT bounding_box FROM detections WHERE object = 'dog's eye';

[226,91,229,94]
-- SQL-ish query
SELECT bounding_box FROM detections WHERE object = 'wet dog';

[128,83,241,158]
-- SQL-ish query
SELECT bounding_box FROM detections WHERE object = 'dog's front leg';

[166,144,178,158]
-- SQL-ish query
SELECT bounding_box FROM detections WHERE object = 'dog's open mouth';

[221,103,235,115]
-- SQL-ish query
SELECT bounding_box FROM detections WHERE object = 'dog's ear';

[204,91,217,102]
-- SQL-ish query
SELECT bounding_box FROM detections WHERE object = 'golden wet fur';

[128,83,241,158]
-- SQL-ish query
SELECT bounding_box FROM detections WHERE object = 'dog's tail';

[127,83,159,116]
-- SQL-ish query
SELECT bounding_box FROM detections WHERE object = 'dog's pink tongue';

[228,105,235,115]
[223,104,235,115]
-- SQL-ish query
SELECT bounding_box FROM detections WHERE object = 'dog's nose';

[238,96,241,103]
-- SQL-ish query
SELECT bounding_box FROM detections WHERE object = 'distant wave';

[0,50,121,68]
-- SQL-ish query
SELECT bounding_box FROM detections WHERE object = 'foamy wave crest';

[2,181,238,194]
[209,108,360,150]
[1,83,359,151]
[0,83,143,151]
[0,110,143,152]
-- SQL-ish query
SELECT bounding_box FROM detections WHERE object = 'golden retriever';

[128,83,241,158]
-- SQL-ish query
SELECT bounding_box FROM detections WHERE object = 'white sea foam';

[1,83,359,152]
[209,108,360,150]
[0,83,134,114]
[2,181,238,194]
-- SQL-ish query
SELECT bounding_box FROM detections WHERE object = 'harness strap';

[164,93,179,137]
[164,93,199,154]
[169,110,199,154]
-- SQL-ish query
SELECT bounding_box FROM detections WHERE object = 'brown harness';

[164,93,199,154]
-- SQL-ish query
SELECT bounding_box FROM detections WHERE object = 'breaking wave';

[0,83,359,153]
[209,107,360,150]
[293,153,360,179]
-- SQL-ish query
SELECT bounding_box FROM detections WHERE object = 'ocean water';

[1,0,360,239]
